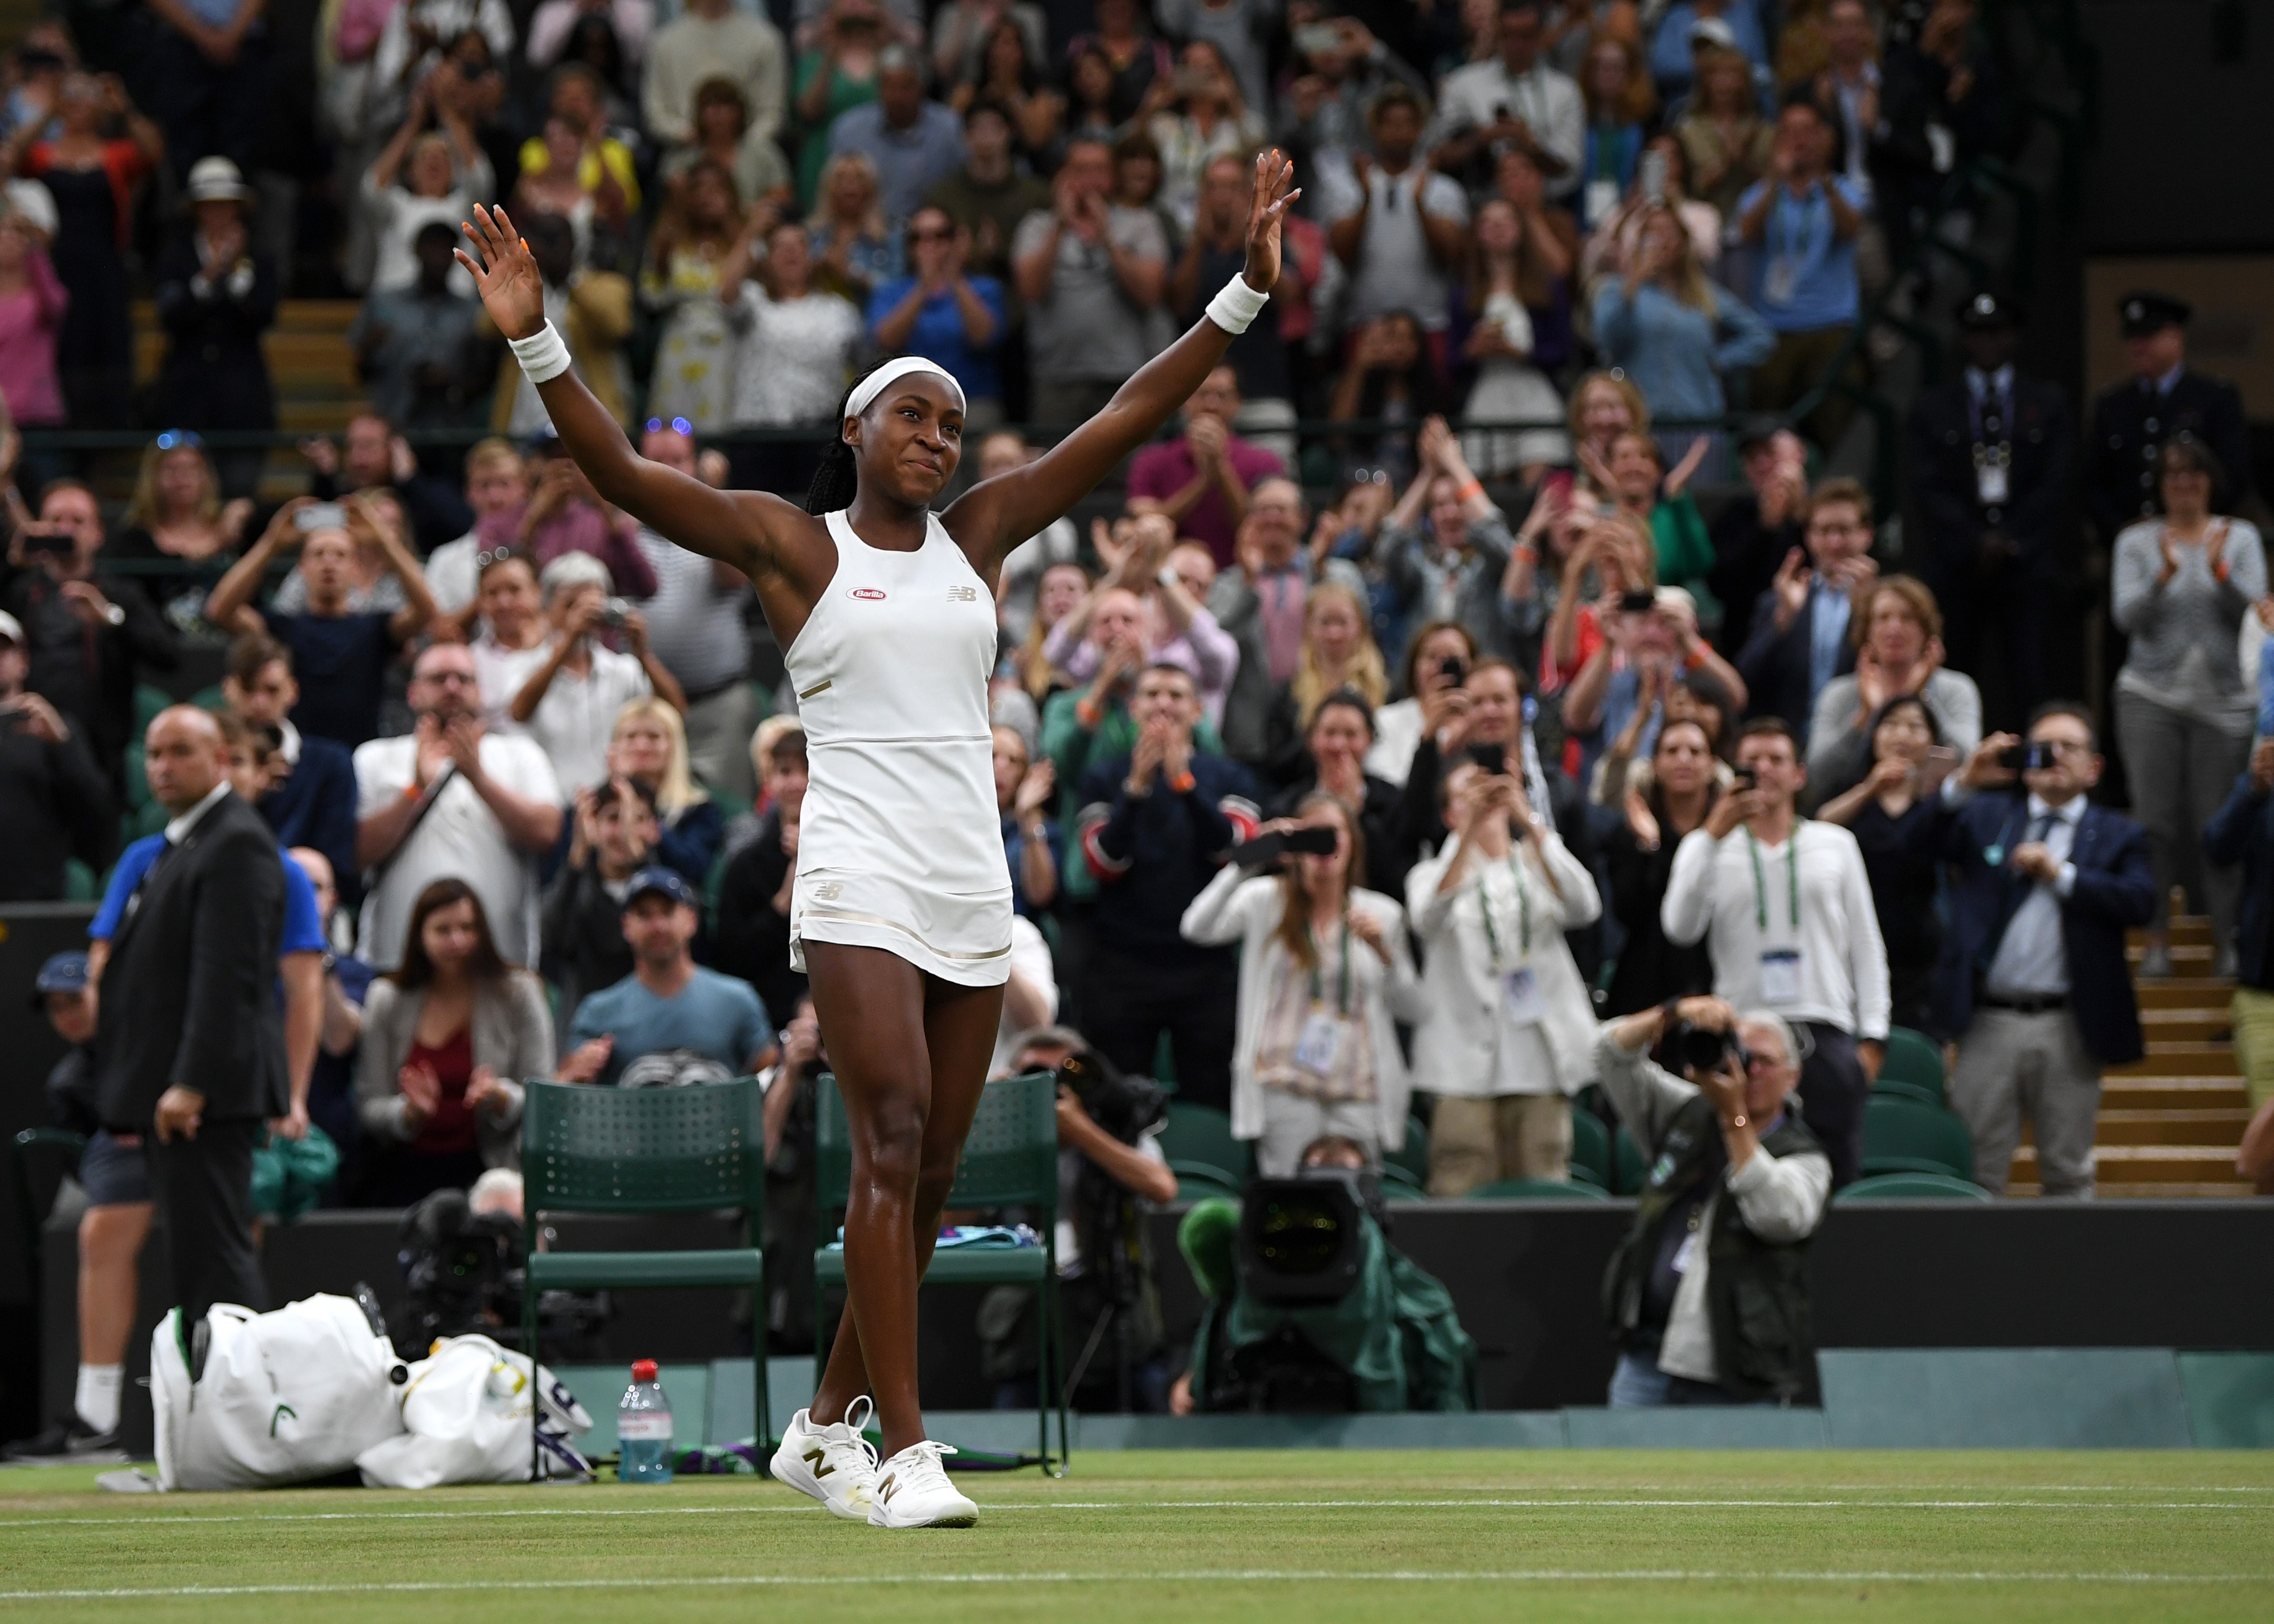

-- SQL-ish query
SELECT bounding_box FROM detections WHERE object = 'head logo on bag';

[268,1404,297,1438]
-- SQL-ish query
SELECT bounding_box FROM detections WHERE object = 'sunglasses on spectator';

[154,429,204,451]
[645,417,695,436]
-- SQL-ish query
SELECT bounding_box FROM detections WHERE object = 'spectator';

[659,76,792,214]
[1806,575,1982,802]
[151,158,275,498]
[2,480,178,784]
[352,222,486,436]
[425,441,529,621]
[1378,418,1520,665]
[1074,663,1260,1112]
[1011,135,1167,425]
[2208,735,2274,1163]
[362,84,496,297]
[1407,761,1599,1191]
[482,211,634,434]
[1734,476,1876,737]
[791,0,897,203]
[2084,290,2253,553]
[627,422,756,799]
[512,112,631,269]
[1561,581,1751,793]
[1060,46,1126,149]
[1937,712,2155,1195]
[1455,197,1571,484]
[1671,43,1772,218]
[508,552,682,796]
[1591,204,1773,462]
[205,498,438,749]
[1649,0,1770,101]
[1807,0,1880,208]
[642,159,750,432]
[1331,87,1469,343]
[1172,161,1294,437]
[1575,31,1654,232]
[511,442,661,597]
[219,633,361,906]
[2113,437,2265,980]
[721,219,864,495]
[605,695,721,885]
[302,409,478,555]
[1327,311,1448,487]
[8,73,160,432]
[542,773,658,1025]
[1873,0,2003,270]
[1493,142,1584,280]
[1597,428,1717,607]
[1429,1,1584,197]
[1391,652,1550,858]
[1596,996,1830,1406]
[288,845,374,1168]
[930,0,1045,93]
[0,610,111,899]
[643,0,786,148]
[1365,620,1476,788]
[1811,696,1947,1032]
[369,0,517,141]
[713,723,809,1026]
[144,0,269,183]
[1661,716,1890,1186]
[1907,292,2071,726]
[991,721,1060,919]
[987,430,1080,652]
[1182,790,1419,1173]
[530,0,653,74]
[827,44,965,224]
[1146,41,1263,231]
[560,867,775,1085]
[926,100,1050,291]
[1127,365,1285,569]
[1047,517,1241,723]
[356,877,552,1202]
[107,433,251,635]
[354,641,564,969]
[466,549,552,723]
[516,63,641,233]
[867,204,1006,421]
[0,189,65,433]
[1603,714,1721,1014]
[943,21,1060,164]
[1734,99,1865,453]
[1007,558,1089,704]
[1580,132,1723,287]
[1270,688,1408,901]
[1495,477,1601,681]
[1707,426,1808,658]
[1272,15,1429,162]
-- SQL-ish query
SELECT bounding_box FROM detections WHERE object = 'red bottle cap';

[631,1359,659,1382]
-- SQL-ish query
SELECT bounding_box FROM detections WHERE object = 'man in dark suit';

[1931,702,2156,1196]
[1908,293,2073,726]
[1734,476,1875,740]
[2084,290,2253,549]
[95,706,288,1323]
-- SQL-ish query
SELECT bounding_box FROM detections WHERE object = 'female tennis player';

[458,152,1296,1528]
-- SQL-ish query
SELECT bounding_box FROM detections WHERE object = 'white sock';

[75,1364,123,1435]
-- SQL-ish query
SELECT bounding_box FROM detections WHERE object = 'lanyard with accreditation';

[1292,917,1355,1077]
[1478,852,1550,1027]
[1746,827,1806,1005]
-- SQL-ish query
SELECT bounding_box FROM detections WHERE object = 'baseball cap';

[1688,16,1740,50]
[0,609,22,645]
[623,866,699,912]
[31,950,89,1007]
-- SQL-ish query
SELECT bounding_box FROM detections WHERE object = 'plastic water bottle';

[617,1359,674,1484]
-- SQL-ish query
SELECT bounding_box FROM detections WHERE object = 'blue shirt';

[1734,177,1866,332]
[92,833,327,953]
[267,610,396,749]
[864,276,1007,405]
[1648,1,1769,94]
[1591,278,1775,422]
[826,100,968,222]
[1807,580,1851,709]
[568,966,776,1088]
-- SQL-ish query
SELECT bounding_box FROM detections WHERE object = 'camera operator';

[979,1026,1178,1412]
[1596,996,1831,1408]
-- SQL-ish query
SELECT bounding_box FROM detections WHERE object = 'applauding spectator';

[1429,2,1583,197]
[1455,197,1571,484]
[1146,42,1262,230]
[867,205,1005,420]
[828,45,965,223]
[0,610,112,900]
[1378,418,1520,664]
[1046,517,1239,725]
[1012,137,1167,426]
[1673,43,1773,217]
[356,878,554,1203]
[152,159,275,497]
[219,634,360,905]
[1811,696,1951,1032]
[604,697,720,886]
[1806,575,1982,803]
[1126,365,1285,569]
[509,553,683,797]
[712,723,809,1027]
[0,190,66,435]
[643,0,786,149]
[1603,716,1721,1015]
[1734,476,1877,737]
[560,867,775,1087]
[992,722,1058,919]
[362,82,495,297]
[1591,204,1773,466]
[1709,427,1809,658]
[1407,763,1600,1191]
[641,159,751,433]
[542,774,659,1026]
[721,219,864,495]
[1330,87,1468,345]
[301,409,476,553]
[1734,99,1865,453]
[926,100,1048,290]
[1182,793,1419,1175]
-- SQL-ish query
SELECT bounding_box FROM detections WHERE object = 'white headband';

[845,357,966,422]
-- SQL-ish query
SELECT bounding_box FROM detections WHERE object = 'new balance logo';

[803,1446,834,1479]
[949,585,977,602]
[812,882,844,901]
[877,1473,898,1503]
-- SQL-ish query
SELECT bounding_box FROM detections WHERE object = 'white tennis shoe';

[769,1395,879,1520]
[868,1440,978,1528]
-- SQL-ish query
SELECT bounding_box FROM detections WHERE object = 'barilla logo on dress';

[850,587,887,601]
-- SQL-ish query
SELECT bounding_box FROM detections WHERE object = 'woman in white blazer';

[1181,791,1425,1176]
[1406,762,1602,1195]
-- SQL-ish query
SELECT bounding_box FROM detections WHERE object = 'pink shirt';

[1126,431,1286,568]
[474,503,659,599]
[0,247,67,426]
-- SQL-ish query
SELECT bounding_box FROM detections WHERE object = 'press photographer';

[1595,996,1831,1408]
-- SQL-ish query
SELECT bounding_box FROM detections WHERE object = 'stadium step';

[133,298,368,498]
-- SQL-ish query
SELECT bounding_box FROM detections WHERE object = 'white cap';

[3,179,56,238]
[0,609,22,644]
[185,155,254,204]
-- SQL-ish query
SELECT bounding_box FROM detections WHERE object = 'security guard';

[1906,292,2071,722]
[2085,290,2252,547]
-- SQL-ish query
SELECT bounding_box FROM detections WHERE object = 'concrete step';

[2137,1008,2234,1042]
[2127,941,2216,972]
[2134,977,2237,1009]
[2104,1042,2243,1077]
[2099,1076,2252,1111]
[2006,1180,2257,1198]
[2011,1143,2243,1180]
[2022,1108,2251,1146]
[2131,915,2214,948]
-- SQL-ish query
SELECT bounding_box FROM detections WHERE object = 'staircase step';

[2100,1077,2252,1111]
[2134,977,2237,1009]
[2011,1143,2242,1180]
[2006,1180,2257,1199]
[2047,1108,2251,1146]
[2128,942,2216,970]
[2137,1009,2233,1041]
[2131,916,2216,948]
[2104,1043,2243,1077]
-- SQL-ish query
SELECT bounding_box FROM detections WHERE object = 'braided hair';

[804,358,909,515]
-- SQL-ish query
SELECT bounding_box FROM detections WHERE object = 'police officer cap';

[1956,291,2018,331]
[2118,290,2190,337]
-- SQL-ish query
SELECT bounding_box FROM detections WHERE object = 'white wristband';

[508,320,572,384]
[1204,274,1270,336]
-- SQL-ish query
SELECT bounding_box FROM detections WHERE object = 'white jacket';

[1181,866,1425,1150]
[1406,830,1602,1098]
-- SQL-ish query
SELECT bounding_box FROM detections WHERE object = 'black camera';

[1054,1047,1165,1146]
[1671,1021,1745,1076]
[389,1188,524,1351]
[1437,654,1467,684]
[1728,767,1757,792]
[1619,589,1659,614]
[1998,741,2055,773]
[1468,741,1507,775]
[1230,825,1338,869]
[1238,1169,1369,1307]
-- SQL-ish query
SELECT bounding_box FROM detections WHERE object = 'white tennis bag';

[355,1334,595,1489]
[151,1295,408,1491]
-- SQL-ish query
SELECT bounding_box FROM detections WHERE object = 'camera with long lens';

[390,1188,522,1351]
[1238,1169,1370,1307]
[1671,1021,1748,1077]
[1053,1047,1165,1146]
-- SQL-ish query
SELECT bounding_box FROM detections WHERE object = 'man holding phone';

[1932,706,2154,1196]
[0,609,115,900]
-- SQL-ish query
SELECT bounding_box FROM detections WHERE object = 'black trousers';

[1932,557,2050,731]
[1079,942,1237,1113]
[1796,1022,1870,1190]
[146,1119,266,1324]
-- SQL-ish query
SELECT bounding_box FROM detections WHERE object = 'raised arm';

[944,152,1300,573]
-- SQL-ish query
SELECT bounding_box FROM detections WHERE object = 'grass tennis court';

[2,1450,2269,1622]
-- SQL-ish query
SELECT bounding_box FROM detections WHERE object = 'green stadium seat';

[1860,1095,1974,1181]
[1172,1164,1245,1203]
[1379,1178,1429,1202]
[1876,1026,1946,1107]
[1383,1114,1429,1187]
[1158,1103,1252,1185]
[1570,1107,1611,1189]
[1467,1177,1612,1200]
[1835,1171,1992,1202]
[1613,1124,1649,1193]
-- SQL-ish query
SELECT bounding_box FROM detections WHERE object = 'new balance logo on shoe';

[877,1473,898,1503]
[803,1447,834,1479]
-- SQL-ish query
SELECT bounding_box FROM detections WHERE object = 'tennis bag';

[355,1334,594,1489]
[151,1294,409,1491]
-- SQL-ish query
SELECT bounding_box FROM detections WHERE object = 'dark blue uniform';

[2085,368,2252,544]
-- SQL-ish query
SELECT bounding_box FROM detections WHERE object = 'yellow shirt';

[516,135,641,214]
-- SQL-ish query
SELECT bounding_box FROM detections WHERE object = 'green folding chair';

[1859,1094,1975,1181]
[1156,1102,1251,1196]
[815,1070,1069,1474]
[1467,1177,1612,1201]
[521,1078,769,1477]
[1875,1027,1947,1108]
[1612,1124,1650,1194]
[1570,1107,1612,1189]
[1383,1113,1430,1188]
[1835,1171,1991,1202]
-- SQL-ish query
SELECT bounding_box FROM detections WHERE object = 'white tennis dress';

[785,507,1013,984]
